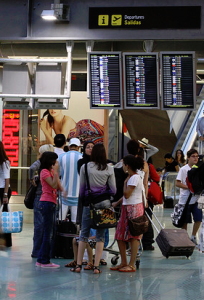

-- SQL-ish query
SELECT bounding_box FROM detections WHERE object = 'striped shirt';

[59,150,82,206]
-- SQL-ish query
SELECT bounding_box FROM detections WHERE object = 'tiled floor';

[0,205,204,300]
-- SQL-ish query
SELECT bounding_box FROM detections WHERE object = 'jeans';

[37,201,56,264]
[79,206,105,243]
[32,194,43,257]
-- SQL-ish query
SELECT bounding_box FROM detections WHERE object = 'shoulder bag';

[171,193,192,228]
[24,176,40,209]
[85,164,117,229]
[148,181,163,205]
[127,190,149,236]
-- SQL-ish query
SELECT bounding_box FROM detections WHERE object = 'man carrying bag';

[175,149,202,245]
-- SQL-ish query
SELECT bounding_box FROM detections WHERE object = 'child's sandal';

[84,262,94,270]
[70,264,82,273]
[65,260,77,268]
[93,266,102,274]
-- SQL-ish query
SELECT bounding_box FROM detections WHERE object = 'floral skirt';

[115,203,144,242]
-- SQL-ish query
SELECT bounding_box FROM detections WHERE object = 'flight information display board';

[161,52,196,110]
[123,53,159,109]
[88,52,122,109]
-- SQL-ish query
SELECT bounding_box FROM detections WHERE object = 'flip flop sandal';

[70,264,82,273]
[65,261,77,268]
[110,264,127,271]
[84,262,94,270]
[118,265,136,273]
[100,259,107,265]
[93,266,102,274]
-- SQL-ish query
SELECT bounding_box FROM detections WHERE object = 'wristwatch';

[4,193,8,197]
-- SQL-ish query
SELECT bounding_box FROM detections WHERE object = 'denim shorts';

[79,206,105,243]
[185,202,202,223]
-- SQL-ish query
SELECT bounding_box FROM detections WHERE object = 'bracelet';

[3,196,8,198]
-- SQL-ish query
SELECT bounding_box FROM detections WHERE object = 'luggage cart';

[103,236,143,269]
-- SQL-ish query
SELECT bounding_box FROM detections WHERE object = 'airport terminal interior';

[1,0,204,299]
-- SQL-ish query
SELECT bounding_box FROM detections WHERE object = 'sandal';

[82,260,88,265]
[65,260,77,268]
[84,262,94,270]
[110,264,127,271]
[93,266,102,274]
[118,265,136,273]
[100,259,107,265]
[70,264,82,273]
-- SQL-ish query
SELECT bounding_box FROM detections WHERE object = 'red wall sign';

[2,109,20,167]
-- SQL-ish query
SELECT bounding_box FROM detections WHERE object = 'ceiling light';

[41,9,57,20]
[41,3,70,21]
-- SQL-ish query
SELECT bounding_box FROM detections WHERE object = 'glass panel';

[163,172,180,205]
[3,109,39,195]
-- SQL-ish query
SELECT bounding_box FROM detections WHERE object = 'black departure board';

[123,53,159,109]
[88,52,122,109]
[161,52,196,110]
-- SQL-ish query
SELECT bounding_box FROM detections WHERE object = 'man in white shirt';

[176,148,202,245]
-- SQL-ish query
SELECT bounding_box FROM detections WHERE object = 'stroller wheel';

[111,256,119,265]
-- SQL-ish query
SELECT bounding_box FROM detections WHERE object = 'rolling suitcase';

[54,218,77,259]
[53,193,78,259]
[146,207,195,258]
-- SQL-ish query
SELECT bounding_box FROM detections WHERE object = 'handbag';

[127,191,149,236]
[0,204,23,233]
[24,176,39,209]
[148,181,163,205]
[85,164,117,229]
[197,195,204,209]
[171,193,192,228]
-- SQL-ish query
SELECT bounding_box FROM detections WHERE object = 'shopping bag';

[0,205,23,233]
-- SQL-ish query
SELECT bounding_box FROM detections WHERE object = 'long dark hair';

[90,144,107,171]
[0,141,9,167]
[43,110,54,127]
[175,149,185,164]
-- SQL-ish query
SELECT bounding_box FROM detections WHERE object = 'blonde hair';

[39,144,54,155]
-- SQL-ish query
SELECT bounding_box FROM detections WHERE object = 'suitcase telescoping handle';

[145,211,160,234]
[148,207,164,230]
[145,207,164,234]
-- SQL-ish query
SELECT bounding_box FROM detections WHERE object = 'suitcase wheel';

[136,260,140,269]
[166,256,169,259]
[111,256,119,265]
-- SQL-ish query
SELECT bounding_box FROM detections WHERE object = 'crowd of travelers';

[0,134,203,273]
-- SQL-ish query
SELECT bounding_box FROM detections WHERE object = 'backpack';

[187,163,204,195]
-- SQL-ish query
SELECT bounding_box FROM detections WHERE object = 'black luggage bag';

[54,219,77,259]
[53,193,78,259]
[146,207,195,259]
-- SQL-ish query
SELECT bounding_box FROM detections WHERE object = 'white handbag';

[0,205,23,233]
[197,195,204,209]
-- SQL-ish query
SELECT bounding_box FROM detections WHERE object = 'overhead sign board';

[89,6,201,29]
[161,52,196,110]
[123,52,159,109]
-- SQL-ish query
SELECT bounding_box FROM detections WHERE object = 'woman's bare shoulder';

[63,115,76,125]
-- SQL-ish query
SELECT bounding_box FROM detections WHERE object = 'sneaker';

[35,262,41,267]
[190,236,198,245]
[41,262,60,268]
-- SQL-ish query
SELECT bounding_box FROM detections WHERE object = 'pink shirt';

[40,169,58,204]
